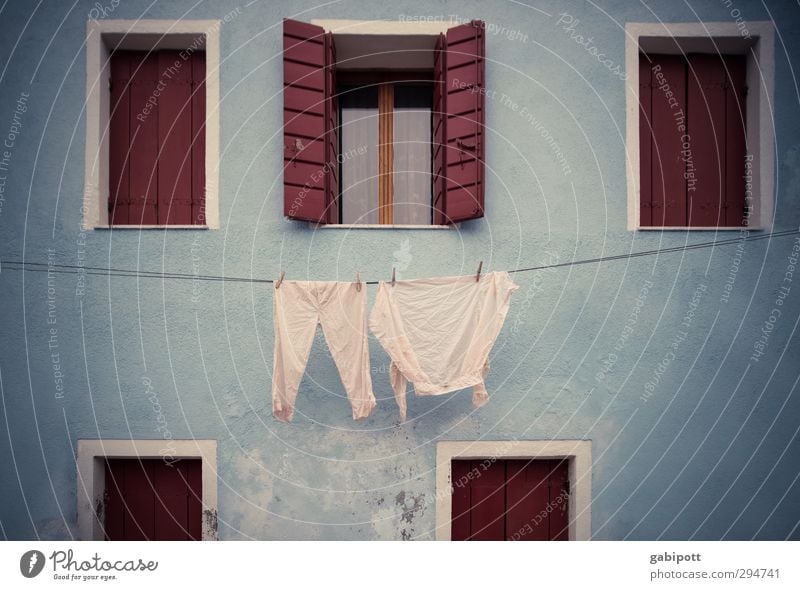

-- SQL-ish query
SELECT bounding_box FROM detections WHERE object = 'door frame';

[76,439,217,540]
[435,440,592,541]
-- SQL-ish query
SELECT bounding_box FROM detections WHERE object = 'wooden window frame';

[625,22,775,231]
[435,440,592,541]
[84,19,221,229]
[76,439,218,541]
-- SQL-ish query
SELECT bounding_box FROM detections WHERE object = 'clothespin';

[275,271,285,289]
[355,271,362,292]
[476,261,483,282]
[391,267,396,287]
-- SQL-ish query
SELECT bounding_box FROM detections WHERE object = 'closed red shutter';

[441,21,485,223]
[283,19,336,222]
[104,459,202,541]
[640,53,747,227]
[451,459,570,541]
[109,52,131,224]
[109,51,205,226]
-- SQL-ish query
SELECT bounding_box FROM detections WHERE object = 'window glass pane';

[393,85,432,225]
[340,86,379,224]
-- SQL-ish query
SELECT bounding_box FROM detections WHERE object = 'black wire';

[2,228,797,284]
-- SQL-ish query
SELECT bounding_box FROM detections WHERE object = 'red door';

[451,459,570,541]
[104,459,202,541]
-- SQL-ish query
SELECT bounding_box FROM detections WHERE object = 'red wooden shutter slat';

[185,460,203,541]
[104,460,125,540]
[548,459,570,541]
[432,33,446,224]
[467,460,506,540]
[283,19,331,222]
[687,54,727,227]
[724,55,747,227]
[191,52,206,225]
[639,56,653,226]
[442,20,485,223]
[157,51,193,225]
[128,52,160,224]
[504,459,550,540]
[109,53,131,225]
[450,461,472,541]
[324,32,339,223]
[648,54,687,226]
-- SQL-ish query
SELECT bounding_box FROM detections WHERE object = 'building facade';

[1,0,799,540]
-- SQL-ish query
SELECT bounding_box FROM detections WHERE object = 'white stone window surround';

[435,439,592,541]
[625,22,775,231]
[76,439,218,541]
[83,19,221,229]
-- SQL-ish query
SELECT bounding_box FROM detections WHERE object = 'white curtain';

[393,100,432,225]
[340,87,379,224]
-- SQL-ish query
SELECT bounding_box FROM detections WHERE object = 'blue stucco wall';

[1,0,799,540]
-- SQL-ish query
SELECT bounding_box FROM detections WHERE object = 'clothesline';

[1,228,797,284]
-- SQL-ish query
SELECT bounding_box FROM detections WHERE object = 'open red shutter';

[441,20,485,223]
[109,52,131,224]
[283,19,336,222]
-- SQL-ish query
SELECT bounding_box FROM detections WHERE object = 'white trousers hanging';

[272,281,376,421]
[369,271,519,420]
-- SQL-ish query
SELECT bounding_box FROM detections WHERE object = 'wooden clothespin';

[355,271,362,292]
[391,267,396,287]
[476,261,483,282]
[275,271,285,289]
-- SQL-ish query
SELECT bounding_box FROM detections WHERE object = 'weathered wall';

[1,0,799,540]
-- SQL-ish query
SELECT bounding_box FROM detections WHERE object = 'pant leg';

[318,282,376,420]
[272,282,320,421]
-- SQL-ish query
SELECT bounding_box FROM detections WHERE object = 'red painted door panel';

[128,53,160,224]
[505,459,551,540]
[723,55,747,227]
[451,459,570,541]
[104,459,202,541]
[639,58,653,226]
[191,52,206,225]
[468,461,506,540]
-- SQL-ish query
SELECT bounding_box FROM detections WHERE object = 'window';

[104,458,202,540]
[76,439,218,541]
[108,50,206,225]
[339,76,433,224]
[84,20,221,229]
[282,18,485,226]
[435,440,592,541]
[451,459,569,541]
[626,23,775,230]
